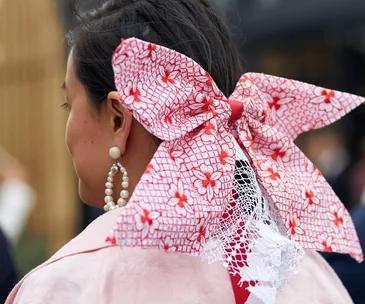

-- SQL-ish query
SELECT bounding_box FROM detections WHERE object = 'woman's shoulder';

[6,210,121,304]
[9,246,235,304]
[7,208,234,304]
[10,247,109,303]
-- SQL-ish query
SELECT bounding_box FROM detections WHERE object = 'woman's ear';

[106,91,132,155]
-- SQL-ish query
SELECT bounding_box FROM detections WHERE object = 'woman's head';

[64,0,243,207]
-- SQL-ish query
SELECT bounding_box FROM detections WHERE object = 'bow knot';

[226,76,270,125]
[228,99,244,121]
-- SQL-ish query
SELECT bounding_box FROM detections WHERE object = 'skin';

[63,51,159,208]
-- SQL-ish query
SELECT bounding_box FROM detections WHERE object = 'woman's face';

[63,53,117,207]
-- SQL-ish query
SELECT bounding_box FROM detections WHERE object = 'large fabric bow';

[107,38,364,302]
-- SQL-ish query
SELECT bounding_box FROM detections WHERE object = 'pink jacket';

[6,209,353,304]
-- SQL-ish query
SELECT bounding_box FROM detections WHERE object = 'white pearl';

[109,146,121,160]
[122,181,129,188]
[105,189,113,196]
[107,177,113,183]
[105,182,113,189]
[104,196,113,203]
[118,198,127,207]
[122,176,129,182]
[120,167,126,173]
[104,205,109,212]
[108,172,114,177]
[107,202,115,209]
[120,190,129,199]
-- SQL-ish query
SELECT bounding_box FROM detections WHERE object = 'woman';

[6,0,364,303]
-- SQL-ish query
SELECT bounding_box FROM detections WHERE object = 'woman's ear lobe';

[107,91,133,155]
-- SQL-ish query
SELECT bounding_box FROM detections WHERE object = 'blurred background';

[0,0,364,294]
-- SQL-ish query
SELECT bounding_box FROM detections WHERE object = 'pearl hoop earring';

[103,146,129,212]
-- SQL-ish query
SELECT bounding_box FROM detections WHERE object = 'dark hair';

[69,0,243,106]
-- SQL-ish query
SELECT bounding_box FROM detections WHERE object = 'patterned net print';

[106,38,364,303]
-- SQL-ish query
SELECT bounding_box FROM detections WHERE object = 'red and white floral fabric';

[108,38,364,303]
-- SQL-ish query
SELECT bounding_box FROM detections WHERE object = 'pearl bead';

[107,202,115,209]
[105,182,113,189]
[120,190,129,199]
[120,167,126,173]
[108,172,114,177]
[104,205,109,212]
[105,189,113,196]
[111,166,119,174]
[107,177,113,183]
[104,196,113,203]
[122,176,129,182]
[122,181,129,188]
[109,146,121,160]
[118,198,127,207]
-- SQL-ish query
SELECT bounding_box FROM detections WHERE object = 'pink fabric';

[107,38,363,286]
[6,209,353,304]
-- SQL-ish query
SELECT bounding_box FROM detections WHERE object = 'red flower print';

[260,163,283,188]
[193,164,222,201]
[327,204,345,236]
[188,93,219,115]
[301,186,320,213]
[169,147,183,161]
[106,235,117,245]
[286,213,305,239]
[160,104,179,127]
[199,121,217,142]
[238,126,255,154]
[144,164,154,175]
[139,42,157,62]
[261,141,291,166]
[141,163,160,183]
[134,202,160,239]
[239,74,253,88]
[315,234,336,252]
[218,143,235,171]
[123,80,147,109]
[205,72,213,86]
[158,65,180,90]
[265,91,293,119]
[168,146,185,167]
[194,71,222,96]
[268,168,280,180]
[112,46,133,67]
[168,180,193,216]
[159,237,177,252]
[162,71,174,84]
[311,88,341,112]
[189,217,210,250]
[164,115,172,125]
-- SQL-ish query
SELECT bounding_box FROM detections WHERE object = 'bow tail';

[248,73,365,141]
[234,121,363,262]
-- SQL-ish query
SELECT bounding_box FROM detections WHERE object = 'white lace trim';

[201,138,304,303]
